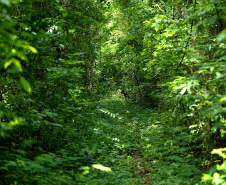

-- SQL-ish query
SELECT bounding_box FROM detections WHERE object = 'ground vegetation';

[0,0,225,184]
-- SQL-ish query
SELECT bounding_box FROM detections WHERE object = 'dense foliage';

[0,0,225,184]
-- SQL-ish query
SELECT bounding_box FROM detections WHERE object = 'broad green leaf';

[4,58,22,72]
[20,42,37,53]
[176,84,185,90]
[27,45,38,53]
[7,65,21,73]
[5,161,17,167]
[9,117,22,127]
[4,60,13,69]
[212,148,226,158]
[62,10,67,17]
[79,166,90,175]
[92,164,111,171]
[80,166,90,170]
[0,0,10,6]
[1,118,23,131]
[202,174,210,181]
[13,59,23,72]
[20,77,32,93]
[180,87,186,95]
[217,29,226,42]
[49,123,62,127]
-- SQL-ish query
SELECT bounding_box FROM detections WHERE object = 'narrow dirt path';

[91,98,160,184]
[93,98,204,185]
[133,154,152,185]
[113,104,159,185]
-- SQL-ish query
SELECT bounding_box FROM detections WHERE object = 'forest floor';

[82,94,158,185]
[77,93,203,185]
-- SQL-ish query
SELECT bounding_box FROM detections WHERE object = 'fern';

[97,108,121,119]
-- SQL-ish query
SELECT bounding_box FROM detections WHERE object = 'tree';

[0,0,104,184]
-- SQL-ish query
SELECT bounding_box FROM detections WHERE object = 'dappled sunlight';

[1,0,225,184]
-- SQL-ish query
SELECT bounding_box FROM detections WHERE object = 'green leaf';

[0,0,11,6]
[4,60,13,69]
[14,59,23,72]
[217,29,226,42]
[27,45,38,53]
[180,88,187,95]
[92,164,112,171]
[4,58,23,72]
[20,77,32,93]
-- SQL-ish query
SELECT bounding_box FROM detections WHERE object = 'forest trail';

[1,1,224,184]
[85,94,204,185]
[87,95,160,184]
[133,153,152,185]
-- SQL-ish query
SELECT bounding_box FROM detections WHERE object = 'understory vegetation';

[0,0,225,184]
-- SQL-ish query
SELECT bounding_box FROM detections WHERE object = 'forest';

[0,0,225,184]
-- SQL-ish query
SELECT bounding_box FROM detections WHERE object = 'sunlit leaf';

[0,0,10,6]
[13,59,23,72]
[4,60,13,69]
[24,45,37,53]
[92,164,112,171]
[216,29,226,42]
[4,58,22,72]
[176,85,185,90]
[79,166,90,175]
[180,88,186,95]
[20,77,32,93]
[202,173,210,181]
[9,117,23,127]
[212,148,226,158]
[79,166,90,170]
